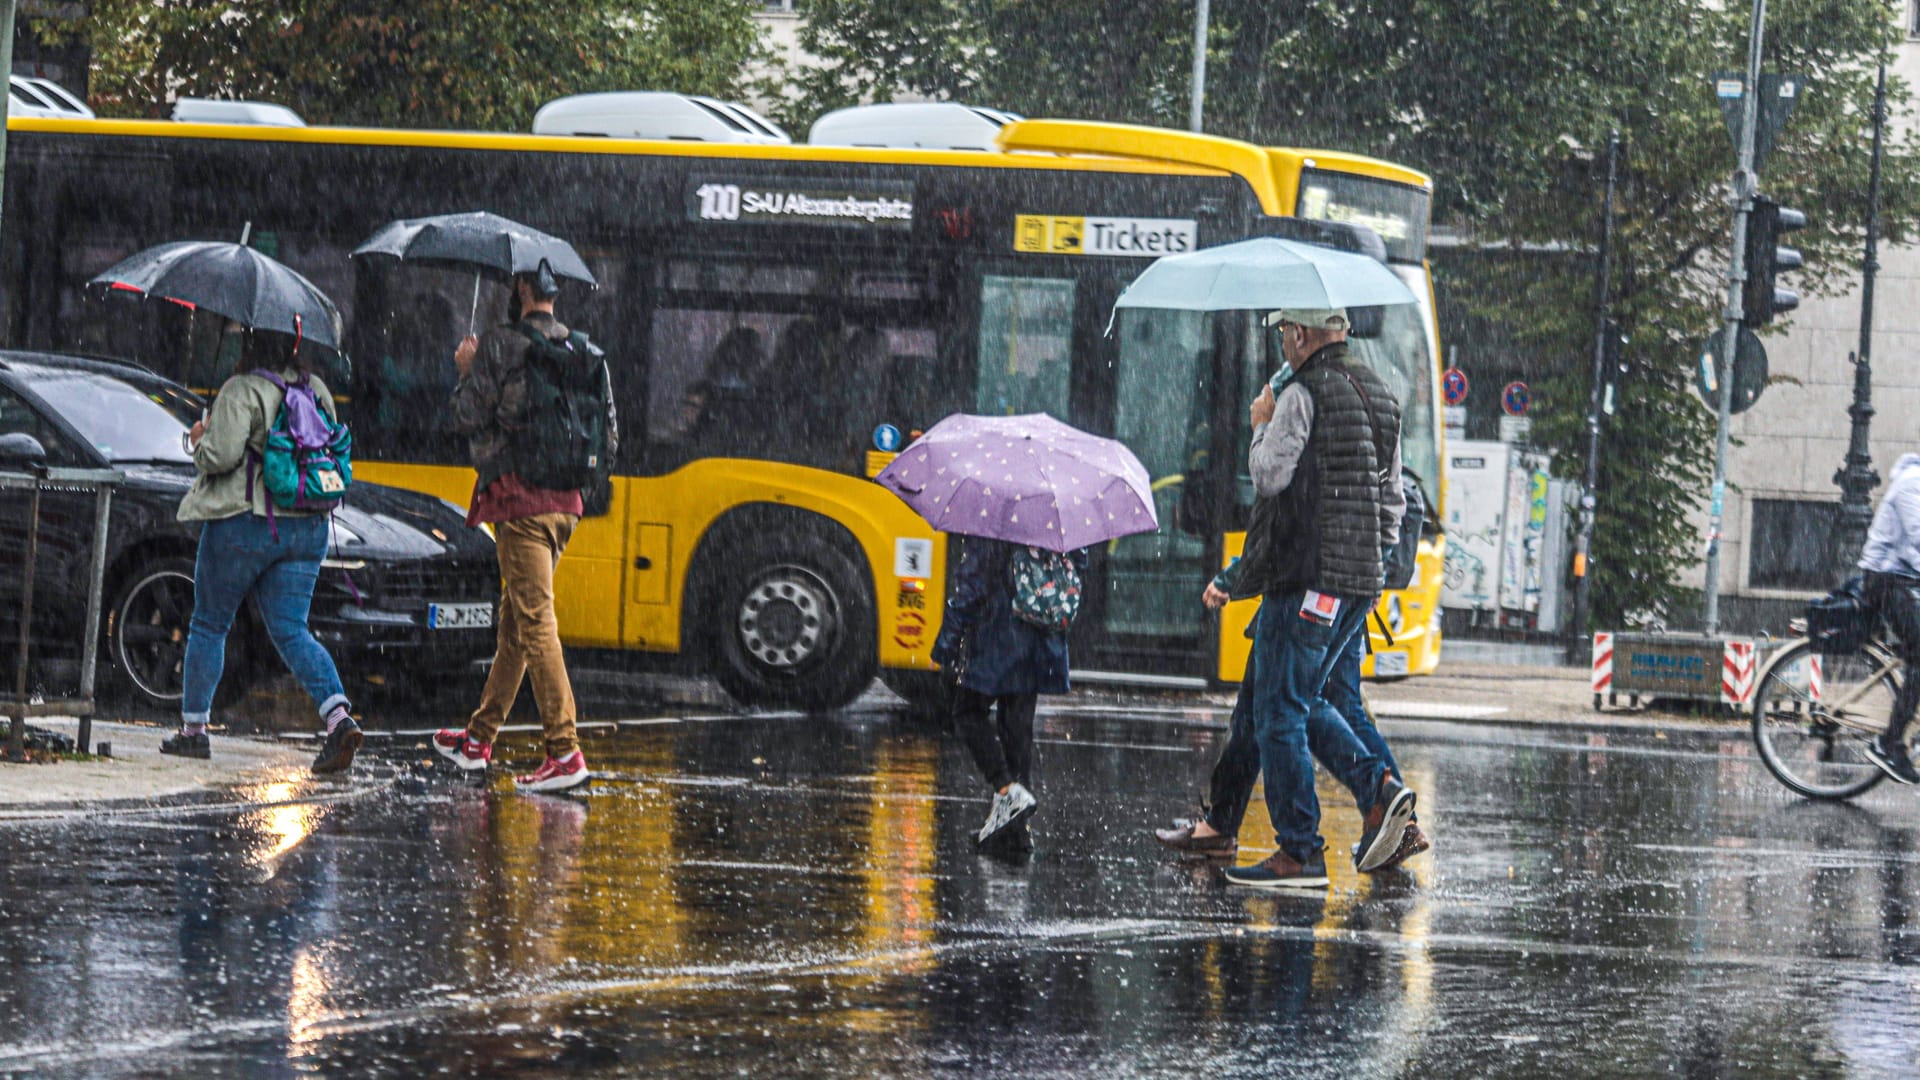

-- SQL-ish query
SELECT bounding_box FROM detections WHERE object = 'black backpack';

[1382,470,1428,591]
[1806,575,1871,652]
[514,322,612,493]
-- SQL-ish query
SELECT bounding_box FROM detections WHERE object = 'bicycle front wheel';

[1750,638,1892,801]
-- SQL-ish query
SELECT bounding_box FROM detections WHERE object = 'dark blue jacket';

[931,537,1085,696]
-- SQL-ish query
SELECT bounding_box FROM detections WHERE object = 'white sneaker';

[976,782,1038,846]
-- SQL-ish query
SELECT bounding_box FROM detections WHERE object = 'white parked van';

[533,92,791,144]
[807,103,1023,151]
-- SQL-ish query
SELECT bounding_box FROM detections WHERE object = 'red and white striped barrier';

[1591,632,1613,695]
[1721,640,1757,707]
[1808,654,1823,702]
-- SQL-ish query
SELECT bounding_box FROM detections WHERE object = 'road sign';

[1502,381,1530,417]
[1714,72,1803,171]
[1693,329,1768,415]
[873,424,903,452]
[1442,367,1469,405]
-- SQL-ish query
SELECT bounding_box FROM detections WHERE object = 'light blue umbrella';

[1109,237,1416,324]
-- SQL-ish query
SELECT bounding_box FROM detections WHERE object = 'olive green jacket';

[176,369,339,523]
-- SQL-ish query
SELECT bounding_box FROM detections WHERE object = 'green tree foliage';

[793,0,1920,625]
[81,0,768,131]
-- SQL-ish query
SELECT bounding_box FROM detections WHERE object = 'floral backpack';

[1008,545,1082,632]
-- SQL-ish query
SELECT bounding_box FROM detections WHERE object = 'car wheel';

[106,556,247,711]
[711,533,876,711]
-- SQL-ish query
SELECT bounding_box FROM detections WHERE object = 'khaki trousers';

[467,512,579,759]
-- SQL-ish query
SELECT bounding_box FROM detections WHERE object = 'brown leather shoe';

[1153,819,1238,858]
[1366,821,1430,874]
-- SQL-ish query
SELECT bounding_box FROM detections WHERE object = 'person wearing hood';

[1861,452,1920,783]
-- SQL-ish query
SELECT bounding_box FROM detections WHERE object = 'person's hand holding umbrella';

[1250,382,1277,428]
[453,334,479,378]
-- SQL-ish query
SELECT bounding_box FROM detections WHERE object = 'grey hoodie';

[1860,452,1920,576]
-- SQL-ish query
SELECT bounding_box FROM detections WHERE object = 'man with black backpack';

[433,263,616,794]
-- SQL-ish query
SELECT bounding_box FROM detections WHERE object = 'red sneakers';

[431,729,492,772]
[515,750,589,794]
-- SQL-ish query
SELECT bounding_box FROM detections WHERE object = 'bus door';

[964,258,1238,676]
[1101,304,1245,672]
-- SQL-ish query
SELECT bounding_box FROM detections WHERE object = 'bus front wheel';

[710,534,876,711]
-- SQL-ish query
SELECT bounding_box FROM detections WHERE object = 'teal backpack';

[247,369,352,519]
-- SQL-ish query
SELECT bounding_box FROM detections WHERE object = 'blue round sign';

[873,424,903,452]
[1502,381,1531,417]
[1442,367,1469,406]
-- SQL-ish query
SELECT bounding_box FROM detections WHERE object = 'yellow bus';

[1,114,1444,708]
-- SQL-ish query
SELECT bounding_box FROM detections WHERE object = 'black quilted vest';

[1233,343,1401,600]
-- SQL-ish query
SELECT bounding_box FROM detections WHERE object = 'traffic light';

[1742,196,1806,325]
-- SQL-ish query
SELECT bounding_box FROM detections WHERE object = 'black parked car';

[0,351,498,709]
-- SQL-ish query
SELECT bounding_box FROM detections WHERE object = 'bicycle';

[1750,616,1905,801]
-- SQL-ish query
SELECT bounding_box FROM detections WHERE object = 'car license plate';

[428,602,493,630]
[1372,650,1409,677]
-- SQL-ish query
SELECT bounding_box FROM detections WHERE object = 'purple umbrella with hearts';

[875,413,1157,553]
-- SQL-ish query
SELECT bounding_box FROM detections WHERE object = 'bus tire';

[709,531,877,711]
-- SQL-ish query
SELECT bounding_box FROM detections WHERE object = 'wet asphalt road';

[4,690,1920,1078]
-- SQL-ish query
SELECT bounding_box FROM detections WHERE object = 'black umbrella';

[350,211,596,332]
[86,240,343,350]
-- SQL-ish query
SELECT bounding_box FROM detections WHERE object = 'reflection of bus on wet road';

[0,113,1445,708]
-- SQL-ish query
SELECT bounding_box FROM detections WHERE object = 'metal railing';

[2,462,119,761]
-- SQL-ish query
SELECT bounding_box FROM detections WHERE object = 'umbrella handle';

[469,272,481,335]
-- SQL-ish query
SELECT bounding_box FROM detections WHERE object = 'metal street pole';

[0,0,15,244]
[1569,132,1621,658]
[1703,0,1768,636]
[1189,0,1210,133]
[1828,61,1887,577]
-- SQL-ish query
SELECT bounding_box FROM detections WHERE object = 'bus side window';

[348,262,503,466]
[976,275,1074,420]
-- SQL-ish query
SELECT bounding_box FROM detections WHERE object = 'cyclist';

[1861,452,1920,784]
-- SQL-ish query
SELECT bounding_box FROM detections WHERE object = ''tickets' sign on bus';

[1013,214,1197,257]
[688,178,915,229]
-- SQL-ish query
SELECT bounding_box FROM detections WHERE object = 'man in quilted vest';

[1214,308,1422,889]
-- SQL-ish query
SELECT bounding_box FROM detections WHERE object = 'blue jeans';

[1250,590,1384,862]
[1205,606,1401,835]
[181,514,348,726]
[1323,616,1402,783]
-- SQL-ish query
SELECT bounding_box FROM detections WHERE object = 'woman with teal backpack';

[161,322,362,774]
[931,536,1088,855]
